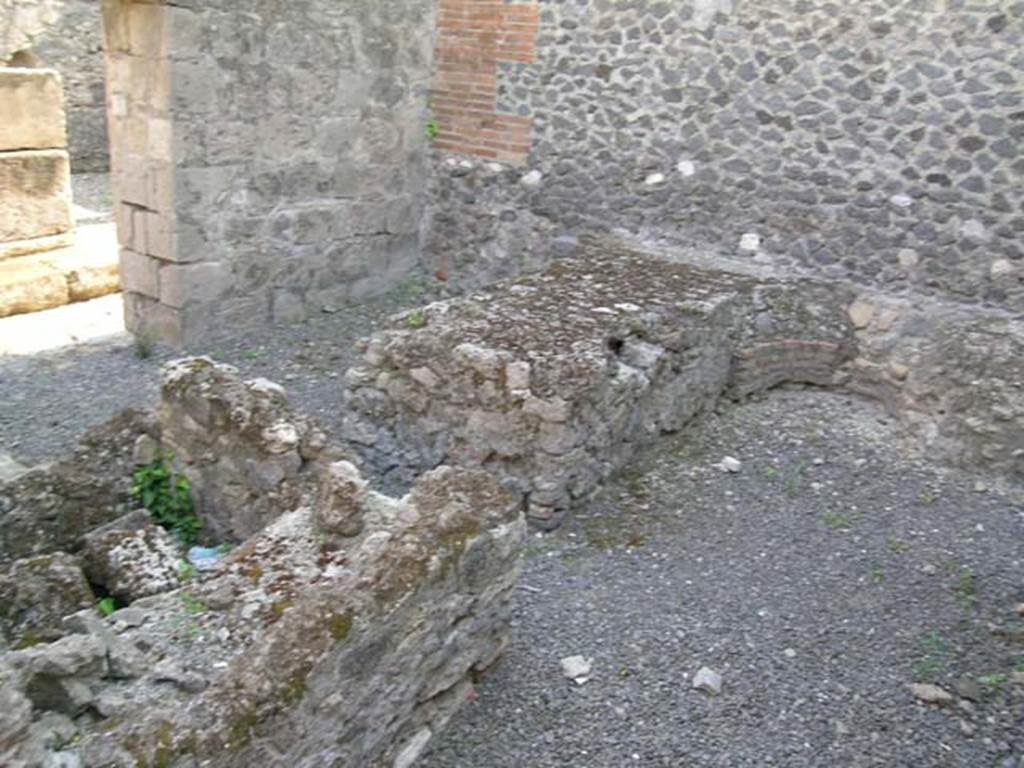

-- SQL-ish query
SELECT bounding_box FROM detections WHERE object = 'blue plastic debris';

[187,546,222,572]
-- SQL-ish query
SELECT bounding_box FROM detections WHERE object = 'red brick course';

[430,0,539,162]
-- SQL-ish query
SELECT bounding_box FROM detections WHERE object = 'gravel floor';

[70,172,114,224]
[421,391,1024,768]
[0,289,427,465]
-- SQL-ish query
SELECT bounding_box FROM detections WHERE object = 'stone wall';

[345,237,1024,528]
[0,359,526,768]
[2,0,110,172]
[343,238,857,527]
[105,0,437,345]
[424,0,1024,311]
[0,0,63,62]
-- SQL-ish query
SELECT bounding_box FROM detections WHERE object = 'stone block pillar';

[103,0,437,347]
[0,68,73,259]
[102,0,182,343]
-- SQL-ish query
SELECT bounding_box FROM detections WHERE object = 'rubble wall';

[343,239,856,527]
[0,360,526,768]
[423,1,1024,309]
[345,238,1024,527]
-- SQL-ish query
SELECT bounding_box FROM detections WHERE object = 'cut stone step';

[0,222,119,318]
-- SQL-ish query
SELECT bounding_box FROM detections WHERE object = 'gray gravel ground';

[70,172,114,224]
[421,391,1024,768]
[0,288,429,465]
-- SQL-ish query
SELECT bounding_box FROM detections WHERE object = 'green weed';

[132,454,201,545]
[406,309,427,329]
[914,631,949,682]
[979,672,1007,692]
[180,592,207,615]
[177,559,199,582]
[96,597,116,617]
[888,537,910,553]
[954,566,977,607]
[823,511,850,530]
[133,328,156,360]
[786,459,810,495]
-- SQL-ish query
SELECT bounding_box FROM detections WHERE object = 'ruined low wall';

[345,238,1024,527]
[840,294,1024,480]
[343,239,856,527]
[0,359,526,767]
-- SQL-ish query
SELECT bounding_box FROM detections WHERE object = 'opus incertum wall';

[104,0,437,345]
[424,0,1024,310]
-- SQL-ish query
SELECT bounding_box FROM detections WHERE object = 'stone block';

[62,255,121,303]
[119,248,159,298]
[123,292,184,346]
[0,553,95,647]
[158,261,231,309]
[0,231,74,262]
[81,524,182,604]
[0,149,72,242]
[0,251,69,318]
[0,68,66,152]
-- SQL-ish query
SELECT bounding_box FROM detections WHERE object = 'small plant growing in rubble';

[406,309,427,329]
[96,597,116,617]
[131,453,202,546]
[425,119,440,140]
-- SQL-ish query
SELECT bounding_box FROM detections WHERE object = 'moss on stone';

[280,669,309,706]
[269,598,293,622]
[226,709,261,752]
[328,612,353,642]
[152,720,176,768]
[13,628,45,649]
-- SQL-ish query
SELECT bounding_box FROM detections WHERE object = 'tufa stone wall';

[2,0,110,172]
[104,0,438,345]
[0,0,63,62]
[424,0,1024,311]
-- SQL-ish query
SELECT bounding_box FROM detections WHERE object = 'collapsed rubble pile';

[1,359,525,767]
